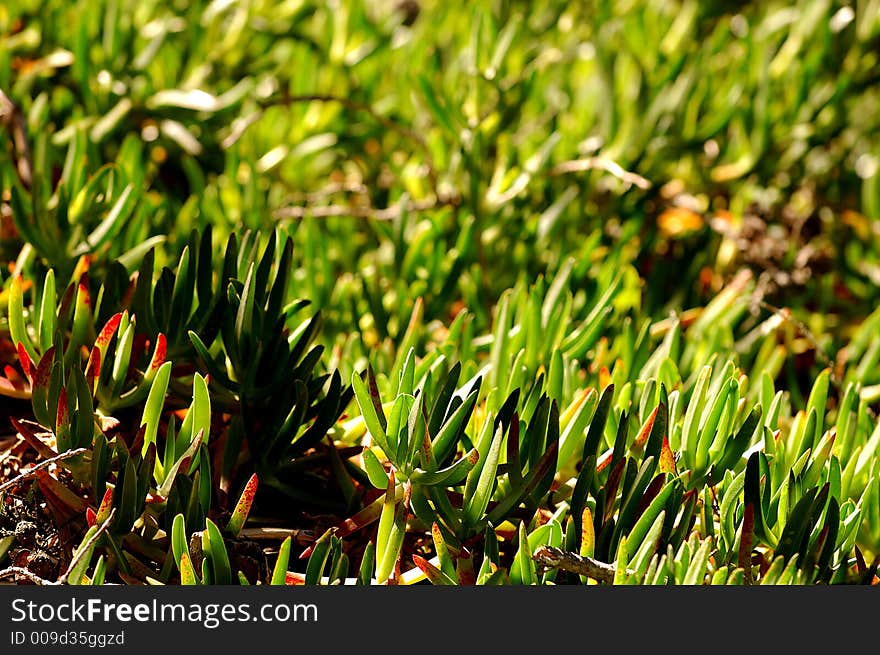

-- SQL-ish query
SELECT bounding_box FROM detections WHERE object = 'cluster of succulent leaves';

[2,1,880,585]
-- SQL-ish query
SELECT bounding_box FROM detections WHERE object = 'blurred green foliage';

[1,0,880,586]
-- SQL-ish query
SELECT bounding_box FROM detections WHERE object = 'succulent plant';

[2,0,880,588]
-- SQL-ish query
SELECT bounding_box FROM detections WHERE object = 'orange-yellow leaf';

[635,406,659,448]
[95,486,114,524]
[658,207,704,238]
[580,507,595,558]
[659,435,677,474]
[596,448,614,473]
[599,366,612,391]
[226,473,258,537]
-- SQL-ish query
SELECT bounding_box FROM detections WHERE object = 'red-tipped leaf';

[412,555,456,585]
[285,572,306,585]
[17,343,33,381]
[33,347,56,392]
[96,313,123,350]
[56,387,69,430]
[635,406,660,448]
[596,447,614,473]
[148,334,167,373]
[85,348,101,394]
[95,486,114,524]
[226,473,258,537]
[3,365,27,390]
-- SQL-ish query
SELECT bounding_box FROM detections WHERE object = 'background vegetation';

[1,0,879,586]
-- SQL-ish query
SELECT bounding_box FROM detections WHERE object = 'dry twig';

[532,545,631,584]
[273,195,456,221]
[239,527,315,546]
[56,509,116,585]
[550,157,652,190]
[0,448,87,494]
[0,566,53,585]
[0,509,115,585]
